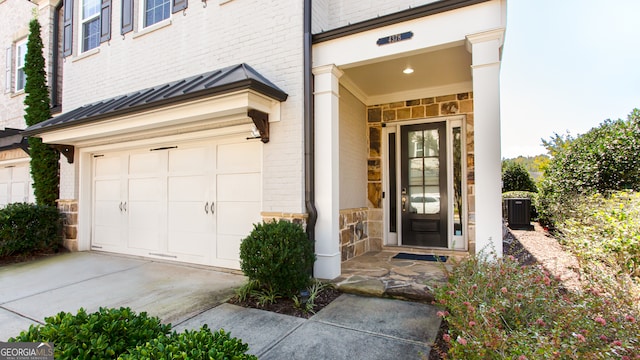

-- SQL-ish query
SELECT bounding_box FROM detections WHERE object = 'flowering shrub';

[434,254,639,359]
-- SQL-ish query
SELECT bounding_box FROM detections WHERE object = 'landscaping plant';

[0,203,61,256]
[501,161,537,193]
[434,254,639,359]
[24,18,59,206]
[239,220,315,296]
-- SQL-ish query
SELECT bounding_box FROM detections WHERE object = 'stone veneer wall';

[339,208,383,261]
[366,92,476,253]
[260,212,308,229]
[58,200,78,251]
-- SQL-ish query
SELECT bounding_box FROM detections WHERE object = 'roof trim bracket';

[248,109,269,143]
[50,144,75,163]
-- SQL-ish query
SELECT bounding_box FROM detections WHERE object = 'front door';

[400,122,447,247]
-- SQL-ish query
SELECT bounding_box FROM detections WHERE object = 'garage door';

[91,138,262,269]
[0,162,35,206]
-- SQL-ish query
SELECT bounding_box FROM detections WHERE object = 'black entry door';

[400,122,447,247]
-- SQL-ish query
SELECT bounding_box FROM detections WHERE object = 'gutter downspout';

[51,0,62,111]
[303,0,317,267]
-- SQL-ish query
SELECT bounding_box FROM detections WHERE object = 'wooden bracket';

[248,109,269,143]
[50,144,75,163]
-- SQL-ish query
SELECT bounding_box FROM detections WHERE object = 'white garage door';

[0,162,35,206]
[91,138,262,269]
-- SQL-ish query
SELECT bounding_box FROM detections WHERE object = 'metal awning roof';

[23,63,288,136]
[0,128,29,153]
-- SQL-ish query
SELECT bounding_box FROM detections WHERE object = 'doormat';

[392,253,448,262]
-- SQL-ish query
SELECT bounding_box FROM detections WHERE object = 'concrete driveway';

[1,252,441,359]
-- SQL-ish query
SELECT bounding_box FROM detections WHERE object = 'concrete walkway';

[0,252,441,359]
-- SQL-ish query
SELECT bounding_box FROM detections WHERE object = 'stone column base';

[57,199,78,251]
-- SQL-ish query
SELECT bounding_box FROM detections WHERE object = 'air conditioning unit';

[504,198,533,230]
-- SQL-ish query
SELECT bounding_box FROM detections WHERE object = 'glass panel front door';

[400,122,447,247]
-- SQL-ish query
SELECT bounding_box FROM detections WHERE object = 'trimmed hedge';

[240,220,315,296]
[0,203,62,256]
[120,326,257,360]
[10,307,256,360]
[10,307,171,359]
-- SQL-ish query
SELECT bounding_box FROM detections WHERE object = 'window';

[81,0,101,52]
[144,0,170,27]
[15,40,27,92]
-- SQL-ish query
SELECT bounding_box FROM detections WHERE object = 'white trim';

[5,46,12,93]
[138,0,172,30]
[382,115,468,251]
[38,89,281,145]
[72,47,100,62]
[14,39,27,92]
[132,19,172,39]
[367,82,472,107]
[79,0,101,53]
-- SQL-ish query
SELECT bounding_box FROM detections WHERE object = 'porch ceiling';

[340,44,471,103]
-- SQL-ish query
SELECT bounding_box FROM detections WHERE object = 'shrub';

[120,326,257,360]
[0,203,62,256]
[539,109,640,225]
[559,191,640,279]
[434,254,639,359]
[240,220,315,296]
[10,307,171,359]
[502,161,537,193]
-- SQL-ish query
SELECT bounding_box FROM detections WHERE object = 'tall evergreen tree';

[24,18,59,206]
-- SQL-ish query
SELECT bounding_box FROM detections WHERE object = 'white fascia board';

[39,90,280,145]
[313,0,503,68]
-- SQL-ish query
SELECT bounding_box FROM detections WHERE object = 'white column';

[312,64,343,279]
[466,28,505,258]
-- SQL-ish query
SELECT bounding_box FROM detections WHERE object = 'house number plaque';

[377,31,413,46]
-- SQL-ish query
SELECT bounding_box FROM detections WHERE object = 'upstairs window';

[144,0,170,27]
[81,0,101,52]
[15,40,27,92]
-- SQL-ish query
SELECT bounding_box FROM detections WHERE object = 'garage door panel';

[168,176,207,201]
[168,202,210,231]
[217,173,260,202]
[130,152,162,175]
[95,180,121,200]
[0,184,8,206]
[217,202,261,236]
[217,234,241,262]
[95,156,121,177]
[217,142,260,172]
[94,225,121,246]
[129,178,162,201]
[128,201,161,250]
[169,147,208,173]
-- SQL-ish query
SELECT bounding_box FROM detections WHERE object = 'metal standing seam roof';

[22,63,288,136]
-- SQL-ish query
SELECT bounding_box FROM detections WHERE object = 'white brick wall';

[0,0,36,130]
[62,0,305,212]
[339,85,366,209]
[316,0,439,33]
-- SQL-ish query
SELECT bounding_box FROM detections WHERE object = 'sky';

[500,0,640,158]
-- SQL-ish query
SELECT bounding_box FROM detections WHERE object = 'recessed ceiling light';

[403,67,414,74]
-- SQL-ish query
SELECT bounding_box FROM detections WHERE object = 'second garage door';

[92,138,262,269]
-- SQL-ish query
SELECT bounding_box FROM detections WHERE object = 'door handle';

[119,202,123,212]
[204,201,209,214]
[123,202,127,212]
[210,202,215,215]
[401,188,407,212]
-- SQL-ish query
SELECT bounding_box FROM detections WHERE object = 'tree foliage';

[502,161,537,193]
[24,18,59,206]
[538,109,640,225]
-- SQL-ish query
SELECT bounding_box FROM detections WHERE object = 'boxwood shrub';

[240,220,315,296]
[0,203,62,256]
[120,326,257,360]
[10,307,171,359]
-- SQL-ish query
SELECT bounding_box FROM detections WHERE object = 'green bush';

[434,254,639,359]
[559,191,640,279]
[539,109,640,225]
[502,161,537,193]
[240,220,315,296]
[0,203,62,256]
[120,326,257,360]
[10,307,171,359]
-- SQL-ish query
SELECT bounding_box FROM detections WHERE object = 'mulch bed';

[228,286,342,319]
